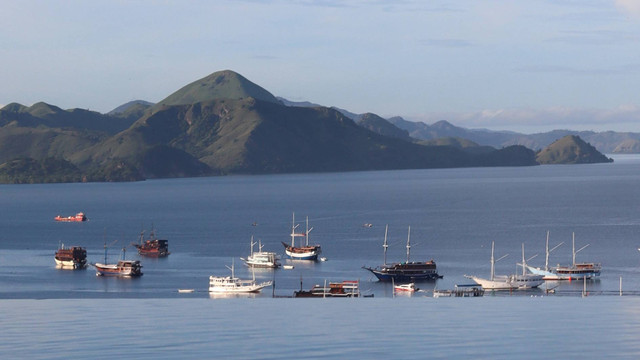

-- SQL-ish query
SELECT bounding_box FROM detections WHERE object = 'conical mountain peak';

[156,70,279,108]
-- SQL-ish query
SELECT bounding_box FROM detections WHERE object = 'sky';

[2,0,640,134]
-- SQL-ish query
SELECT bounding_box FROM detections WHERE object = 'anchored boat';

[282,213,321,260]
[466,242,543,290]
[94,243,142,277]
[54,212,87,222]
[54,244,87,269]
[363,225,442,282]
[241,236,280,268]
[526,232,601,280]
[133,226,169,257]
[208,259,272,293]
[294,280,366,298]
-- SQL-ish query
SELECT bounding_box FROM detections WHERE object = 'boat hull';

[54,258,87,269]
[466,274,544,290]
[526,265,600,280]
[94,261,143,277]
[282,242,321,260]
[363,263,442,282]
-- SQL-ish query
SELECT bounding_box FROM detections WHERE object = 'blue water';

[2,155,640,357]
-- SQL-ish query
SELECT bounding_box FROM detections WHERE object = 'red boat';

[133,228,170,257]
[54,212,87,222]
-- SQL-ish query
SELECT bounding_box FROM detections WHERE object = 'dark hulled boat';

[363,225,442,282]
[134,227,169,257]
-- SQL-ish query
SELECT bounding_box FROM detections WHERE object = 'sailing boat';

[241,236,281,268]
[466,242,543,290]
[552,233,601,280]
[525,231,565,280]
[94,242,143,277]
[362,225,441,282]
[208,259,273,293]
[281,213,321,260]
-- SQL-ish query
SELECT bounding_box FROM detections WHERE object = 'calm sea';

[2,155,640,358]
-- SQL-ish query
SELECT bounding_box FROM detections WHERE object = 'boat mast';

[383,225,389,265]
[572,232,576,267]
[490,241,495,281]
[290,213,296,247]
[304,216,313,247]
[406,226,411,263]
[545,231,550,272]
[521,243,525,276]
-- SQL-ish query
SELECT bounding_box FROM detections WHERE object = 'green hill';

[153,70,280,110]
[0,70,541,183]
[536,135,613,164]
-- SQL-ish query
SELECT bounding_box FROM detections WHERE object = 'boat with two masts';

[363,225,442,282]
[526,232,601,280]
[282,213,321,260]
[241,236,280,268]
[466,242,543,290]
[54,244,87,269]
[208,260,273,293]
[54,212,87,222]
[133,226,169,257]
[94,244,143,277]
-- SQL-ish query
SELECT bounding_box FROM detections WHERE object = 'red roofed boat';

[54,212,87,222]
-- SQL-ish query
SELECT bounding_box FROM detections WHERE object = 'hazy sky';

[2,0,640,133]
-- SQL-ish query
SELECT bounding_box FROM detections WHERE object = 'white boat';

[466,242,543,290]
[281,213,321,260]
[527,232,601,280]
[525,231,565,280]
[241,236,280,268]
[394,282,417,292]
[282,265,294,270]
[178,289,195,293]
[208,259,273,293]
[433,284,484,298]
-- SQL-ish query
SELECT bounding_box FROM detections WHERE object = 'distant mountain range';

[0,70,614,183]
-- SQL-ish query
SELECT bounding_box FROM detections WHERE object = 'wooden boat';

[54,244,87,269]
[295,280,369,298]
[527,232,601,280]
[94,244,142,277]
[208,260,272,293]
[282,213,321,260]
[466,242,543,290]
[363,225,442,282]
[241,236,280,268]
[95,260,143,277]
[54,212,87,222]
[133,226,169,257]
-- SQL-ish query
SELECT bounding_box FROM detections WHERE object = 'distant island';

[0,70,613,184]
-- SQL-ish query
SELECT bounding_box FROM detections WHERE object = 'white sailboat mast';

[406,226,411,263]
[545,231,550,272]
[572,232,576,266]
[290,213,296,247]
[490,241,495,281]
[383,225,389,265]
